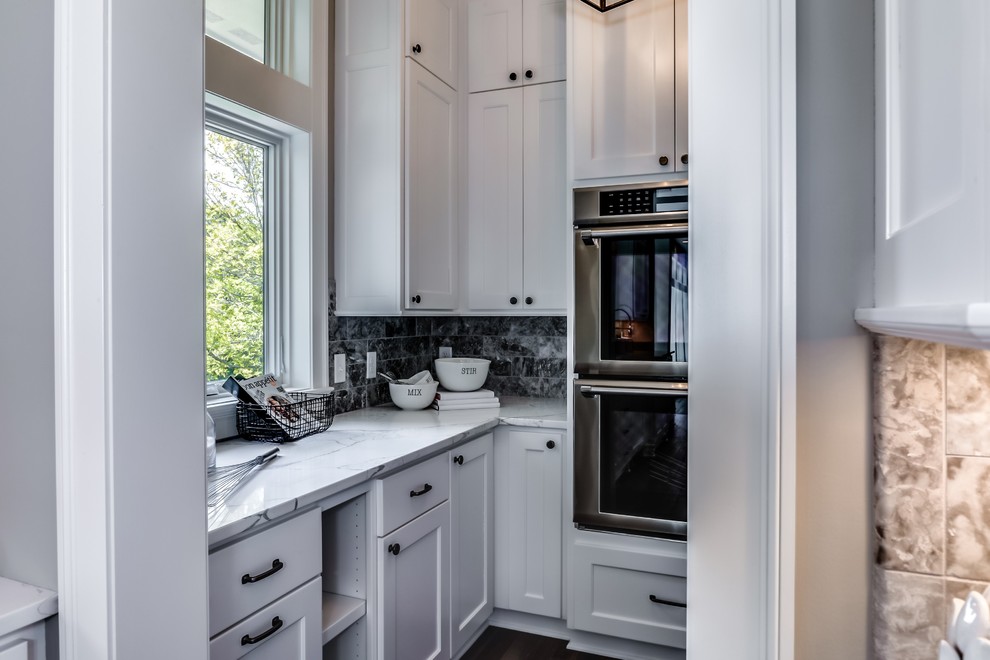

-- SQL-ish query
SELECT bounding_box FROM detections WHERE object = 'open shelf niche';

[322,494,369,659]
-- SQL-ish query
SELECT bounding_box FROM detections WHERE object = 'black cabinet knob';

[509,72,518,81]
[411,295,421,304]
[681,153,689,165]
[525,297,533,305]
[525,69,533,79]
[453,455,464,465]
[509,296,518,305]
[546,440,555,449]
[388,543,401,555]
[659,155,669,166]
[412,43,422,54]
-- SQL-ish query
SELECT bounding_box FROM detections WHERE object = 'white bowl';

[388,380,439,410]
[434,358,491,392]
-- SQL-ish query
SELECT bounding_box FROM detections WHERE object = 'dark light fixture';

[580,0,635,11]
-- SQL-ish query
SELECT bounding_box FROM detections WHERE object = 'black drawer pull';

[453,455,464,465]
[389,543,401,555]
[546,440,555,449]
[241,616,283,645]
[410,483,433,497]
[241,559,284,584]
[650,594,686,608]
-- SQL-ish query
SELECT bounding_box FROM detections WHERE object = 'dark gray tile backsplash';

[328,293,567,414]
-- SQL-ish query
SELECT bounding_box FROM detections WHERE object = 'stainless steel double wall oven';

[573,181,688,538]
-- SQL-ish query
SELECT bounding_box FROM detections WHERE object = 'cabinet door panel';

[674,0,688,173]
[468,88,524,310]
[379,503,450,660]
[468,0,523,93]
[450,434,495,654]
[407,0,458,88]
[572,0,676,179]
[876,0,989,306]
[522,82,567,311]
[494,428,562,618]
[406,60,458,310]
[522,0,565,86]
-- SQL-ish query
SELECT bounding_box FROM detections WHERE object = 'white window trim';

[205,1,329,438]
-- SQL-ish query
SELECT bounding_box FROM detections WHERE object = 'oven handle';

[579,223,689,245]
[580,384,687,398]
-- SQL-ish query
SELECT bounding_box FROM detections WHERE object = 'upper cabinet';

[407,0,458,89]
[571,0,687,180]
[467,0,566,93]
[855,1,990,349]
[467,82,567,312]
[334,0,458,314]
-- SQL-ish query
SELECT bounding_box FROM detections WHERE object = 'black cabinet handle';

[681,153,689,165]
[411,295,421,304]
[241,616,283,645]
[525,69,533,79]
[241,559,284,584]
[412,43,422,54]
[389,543,401,555]
[410,483,433,497]
[659,155,669,166]
[650,594,686,608]
[509,72,518,81]
[546,440,555,449]
[509,296,518,305]
[525,297,533,305]
[453,455,464,465]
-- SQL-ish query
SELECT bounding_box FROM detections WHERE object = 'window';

[204,128,269,381]
[204,0,328,431]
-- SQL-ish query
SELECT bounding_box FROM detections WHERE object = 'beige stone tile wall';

[874,336,990,659]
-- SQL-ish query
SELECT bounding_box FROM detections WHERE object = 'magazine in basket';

[222,373,319,430]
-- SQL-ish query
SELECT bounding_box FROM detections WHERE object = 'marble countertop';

[0,576,57,638]
[209,396,566,546]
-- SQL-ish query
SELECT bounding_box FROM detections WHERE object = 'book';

[434,387,496,401]
[432,398,501,411]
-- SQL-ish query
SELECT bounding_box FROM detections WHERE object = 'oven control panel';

[597,186,688,217]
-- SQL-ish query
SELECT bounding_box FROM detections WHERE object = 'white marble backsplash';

[874,336,990,659]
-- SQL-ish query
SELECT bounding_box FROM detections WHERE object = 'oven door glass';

[600,235,688,364]
[574,381,688,537]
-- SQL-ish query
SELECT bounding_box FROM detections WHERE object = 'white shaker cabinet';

[450,434,495,655]
[468,81,567,312]
[494,427,563,618]
[406,59,458,310]
[407,0,458,89]
[855,2,990,348]
[378,503,450,660]
[572,0,687,180]
[467,0,565,93]
[334,0,458,314]
[0,622,45,660]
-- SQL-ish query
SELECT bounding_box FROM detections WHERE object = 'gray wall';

[795,0,875,657]
[0,0,57,593]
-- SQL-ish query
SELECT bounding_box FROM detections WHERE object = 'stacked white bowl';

[434,358,490,392]
[942,590,990,660]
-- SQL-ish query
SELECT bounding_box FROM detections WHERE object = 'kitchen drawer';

[209,576,321,660]
[571,536,686,649]
[375,453,450,536]
[209,508,321,637]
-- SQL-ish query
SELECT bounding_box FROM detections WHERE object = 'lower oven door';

[574,379,688,538]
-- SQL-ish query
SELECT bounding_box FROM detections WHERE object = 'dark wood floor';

[460,626,614,660]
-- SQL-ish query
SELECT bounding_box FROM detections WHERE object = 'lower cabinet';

[570,533,687,649]
[494,427,563,618]
[450,434,495,654]
[378,502,450,660]
[0,620,46,660]
[209,577,323,659]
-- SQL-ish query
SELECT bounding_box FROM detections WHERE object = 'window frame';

[204,0,329,437]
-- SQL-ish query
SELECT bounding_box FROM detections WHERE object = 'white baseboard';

[485,609,684,660]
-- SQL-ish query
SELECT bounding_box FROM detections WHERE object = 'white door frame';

[54,1,209,657]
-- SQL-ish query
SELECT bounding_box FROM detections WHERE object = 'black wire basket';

[235,391,335,442]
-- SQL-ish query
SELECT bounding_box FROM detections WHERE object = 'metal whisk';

[207,447,280,509]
